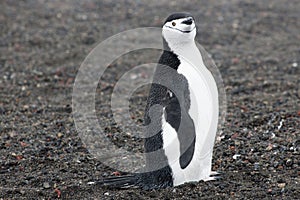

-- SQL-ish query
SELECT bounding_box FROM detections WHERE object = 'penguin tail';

[95,174,138,189]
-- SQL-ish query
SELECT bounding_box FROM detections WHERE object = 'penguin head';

[162,13,196,46]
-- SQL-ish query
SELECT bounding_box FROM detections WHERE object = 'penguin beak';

[181,18,193,25]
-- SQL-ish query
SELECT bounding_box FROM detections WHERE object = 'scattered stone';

[266,143,273,151]
[285,159,293,167]
[233,154,241,160]
[57,132,63,138]
[43,182,50,189]
[254,162,260,171]
[1,0,298,199]
[104,192,109,196]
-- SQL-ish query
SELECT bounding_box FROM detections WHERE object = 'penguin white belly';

[162,57,217,186]
[161,110,185,184]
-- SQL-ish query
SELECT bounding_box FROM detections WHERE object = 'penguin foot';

[203,176,222,181]
[203,176,218,181]
[203,171,222,181]
[210,171,220,176]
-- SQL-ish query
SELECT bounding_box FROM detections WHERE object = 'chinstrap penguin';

[99,12,219,190]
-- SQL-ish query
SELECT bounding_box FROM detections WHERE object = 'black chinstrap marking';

[165,25,195,33]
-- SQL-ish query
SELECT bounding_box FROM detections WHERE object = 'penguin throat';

[163,37,196,59]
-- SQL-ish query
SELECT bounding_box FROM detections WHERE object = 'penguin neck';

[163,38,202,67]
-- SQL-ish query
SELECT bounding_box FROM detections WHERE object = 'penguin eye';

[172,22,176,26]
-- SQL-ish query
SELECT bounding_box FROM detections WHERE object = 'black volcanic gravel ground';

[0,0,299,199]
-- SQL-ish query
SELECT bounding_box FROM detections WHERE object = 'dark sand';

[0,0,299,199]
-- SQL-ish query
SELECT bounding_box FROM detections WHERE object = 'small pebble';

[254,162,260,171]
[267,189,273,194]
[130,74,138,80]
[104,192,109,196]
[292,62,298,67]
[43,182,50,189]
[266,144,273,151]
[270,133,276,139]
[57,132,63,138]
[285,159,293,167]
[126,132,132,136]
[273,161,279,168]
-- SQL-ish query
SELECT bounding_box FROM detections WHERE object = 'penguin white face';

[162,13,196,45]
